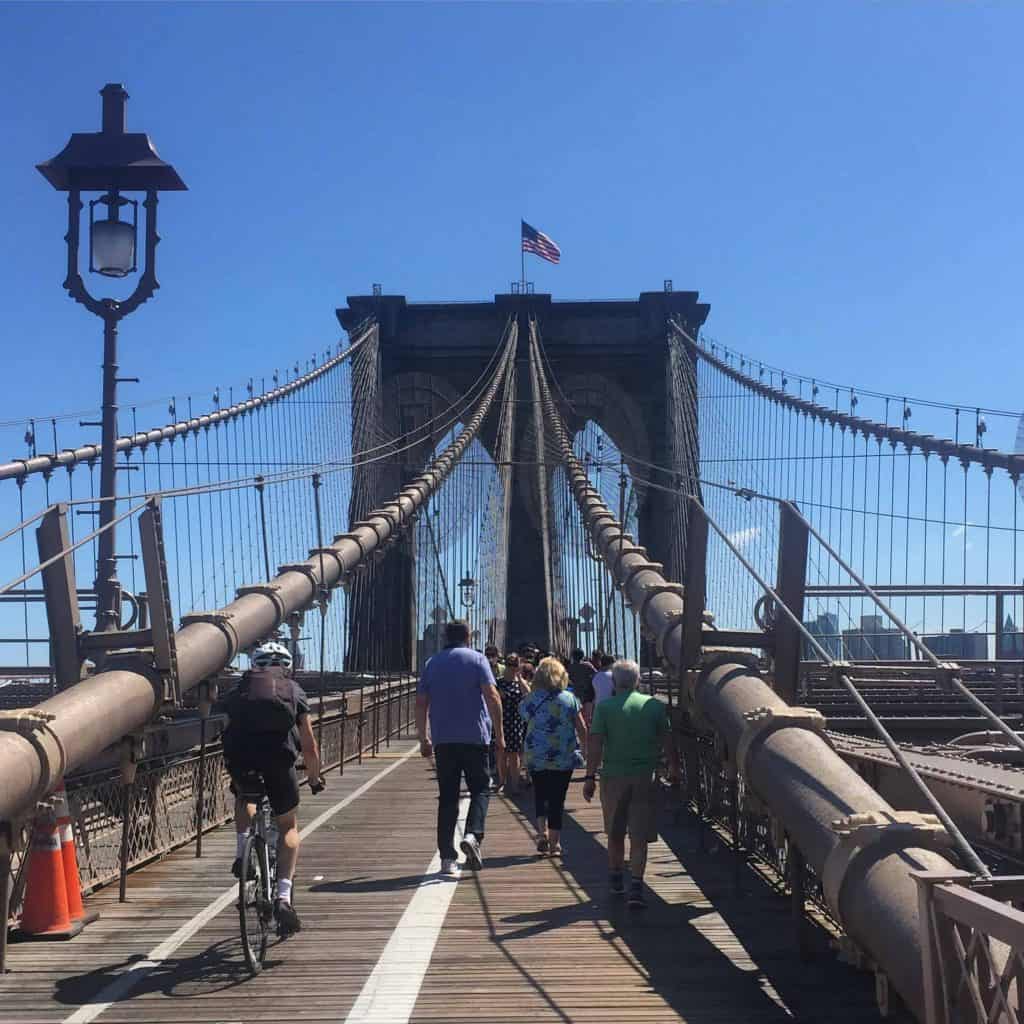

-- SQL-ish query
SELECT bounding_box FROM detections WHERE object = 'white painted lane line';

[343,796,469,1024]
[63,743,419,1024]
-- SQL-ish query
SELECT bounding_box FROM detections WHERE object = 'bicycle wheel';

[239,833,270,972]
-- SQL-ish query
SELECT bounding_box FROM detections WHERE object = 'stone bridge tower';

[337,289,710,664]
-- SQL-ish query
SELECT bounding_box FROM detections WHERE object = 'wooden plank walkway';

[1,737,893,1023]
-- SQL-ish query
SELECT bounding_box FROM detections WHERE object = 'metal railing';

[6,678,417,928]
[914,870,1024,1024]
[676,724,836,924]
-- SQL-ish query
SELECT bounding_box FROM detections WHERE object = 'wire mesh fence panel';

[197,750,233,830]
[67,774,129,892]
[319,717,345,771]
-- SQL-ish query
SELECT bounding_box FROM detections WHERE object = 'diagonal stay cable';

[695,497,991,878]
[632,448,1024,762]
[0,500,149,597]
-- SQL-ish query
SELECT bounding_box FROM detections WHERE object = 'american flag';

[521,221,561,264]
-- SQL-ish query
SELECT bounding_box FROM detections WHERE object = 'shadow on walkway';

[483,787,893,1023]
[52,937,288,1006]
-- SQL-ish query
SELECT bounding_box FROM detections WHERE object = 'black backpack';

[232,667,299,734]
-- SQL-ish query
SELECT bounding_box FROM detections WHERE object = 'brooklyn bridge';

[1,278,1022,1023]
[1,55,1024,1024]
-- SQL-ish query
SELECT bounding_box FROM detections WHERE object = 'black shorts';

[226,749,300,816]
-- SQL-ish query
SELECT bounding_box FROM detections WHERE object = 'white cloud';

[727,526,762,550]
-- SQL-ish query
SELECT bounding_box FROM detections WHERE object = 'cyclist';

[223,640,323,935]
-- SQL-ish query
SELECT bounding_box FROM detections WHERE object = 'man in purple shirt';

[416,620,505,876]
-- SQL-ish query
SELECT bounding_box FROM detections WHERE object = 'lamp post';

[458,574,477,646]
[37,84,186,632]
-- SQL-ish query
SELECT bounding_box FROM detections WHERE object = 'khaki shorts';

[600,773,658,843]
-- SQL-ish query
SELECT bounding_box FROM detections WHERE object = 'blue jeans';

[433,743,491,859]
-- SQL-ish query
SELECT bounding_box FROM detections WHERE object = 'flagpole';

[520,223,526,292]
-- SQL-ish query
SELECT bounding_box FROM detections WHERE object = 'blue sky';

[1,2,1022,452]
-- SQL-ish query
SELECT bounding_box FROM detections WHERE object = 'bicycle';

[236,773,325,973]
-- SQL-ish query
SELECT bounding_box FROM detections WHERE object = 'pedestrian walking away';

[567,648,596,723]
[583,659,671,908]
[520,657,588,857]
[416,619,506,876]
[591,654,616,706]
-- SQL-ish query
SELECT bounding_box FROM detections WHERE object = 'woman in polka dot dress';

[497,655,528,793]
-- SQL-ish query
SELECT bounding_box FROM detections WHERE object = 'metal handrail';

[805,584,1024,598]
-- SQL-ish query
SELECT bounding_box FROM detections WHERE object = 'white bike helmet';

[251,640,293,669]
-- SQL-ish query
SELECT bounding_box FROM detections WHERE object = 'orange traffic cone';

[53,784,98,927]
[15,806,84,941]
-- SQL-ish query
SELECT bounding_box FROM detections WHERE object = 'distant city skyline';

[802,611,1024,663]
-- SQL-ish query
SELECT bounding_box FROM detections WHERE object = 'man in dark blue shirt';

[416,620,505,876]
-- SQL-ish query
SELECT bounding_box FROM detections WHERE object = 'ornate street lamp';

[458,574,477,609]
[37,83,186,631]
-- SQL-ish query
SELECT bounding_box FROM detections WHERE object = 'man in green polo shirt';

[583,658,669,908]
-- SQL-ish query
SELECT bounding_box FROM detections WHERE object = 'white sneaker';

[440,858,461,878]
[460,833,484,870]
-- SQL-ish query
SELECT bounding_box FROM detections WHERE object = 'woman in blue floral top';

[519,657,589,856]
